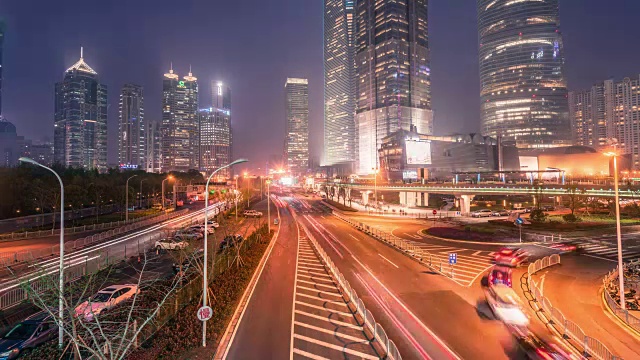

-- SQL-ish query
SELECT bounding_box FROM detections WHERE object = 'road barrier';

[297,215,401,360]
[602,262,640,334]
[0,207,166,241]
[528,254,621,360]
[0,209,187,267]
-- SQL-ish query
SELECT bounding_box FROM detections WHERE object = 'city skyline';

[0,1,639,170]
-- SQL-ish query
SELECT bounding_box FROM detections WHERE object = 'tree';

[566,184,585,215]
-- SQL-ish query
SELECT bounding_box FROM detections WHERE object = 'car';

[515,334,570,359]
[485,284,529,327]
[74,284,139,321]
[524,207,533,213]
[207,220,220,229]
[548,241,579,254]
[187,225,214,235]
[219,234,244,252]
[511,206,526,213]
[0,312,56,360]
[492,210,510,217]
[495,247,529,267]
[155,238,188,251]
[487,266,513,287]
[542,205,556,211]
[152,203,163,210]
[471,209,494,218]
[243,210,263,218]
[174,231,201,241]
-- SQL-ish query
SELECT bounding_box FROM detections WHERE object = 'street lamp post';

[372,167,378,208]
[19,157,65,349]
[162,176,174,211]
[125,175,138,222]
[202,158,248,347]
[139,179,146,209]
[235,176,239,220]
[266,179,271,228]
[244,172,250,207]
[605,145,626,310]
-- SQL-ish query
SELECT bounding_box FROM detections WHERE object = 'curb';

[417,228,540,246]
[600,286,640,339]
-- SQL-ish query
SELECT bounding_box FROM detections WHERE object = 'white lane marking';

[296,285,342,297]
[348,234,360,242]
[488,252,496,256]
[403,233,422,239]
[583,254,617,262]
[296,279,338,290]
[590,248,619,255]
[297,266,329,274]
[294,301,353,317]
[297,273,334,282]
[297,261,325,268]
[294,321,371,344]
[294,310,362,330]
[293,335,379,360]
[472,251,482,256]
[292,348,330,360]
[468,264,495,287]
[378,253,399,268]
[295,292,348,306]
[289,220,301,360]
[540,273,546,293]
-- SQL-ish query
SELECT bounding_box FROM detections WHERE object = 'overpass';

[316,182,637,214]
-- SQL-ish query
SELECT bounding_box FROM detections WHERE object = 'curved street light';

[19,157,65,349]
[125,174,138,222]
[202,158,248,347]
[604,145,625,310]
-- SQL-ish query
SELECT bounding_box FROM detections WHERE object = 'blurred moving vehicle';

[0,312,56,360]
[155,238,188,251]
[487,266,513,287]
[471,209,493,218]
[515,333,570,359]
[548,241,579,254]
[485,284,529,327]
[495,247,529,267]
[75,285,139,321]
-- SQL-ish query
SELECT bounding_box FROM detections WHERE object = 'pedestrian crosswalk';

[576,242,640,261]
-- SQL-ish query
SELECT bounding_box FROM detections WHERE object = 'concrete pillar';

[456,194,475,215]
[416,193,429,207]
[362,191,370,205]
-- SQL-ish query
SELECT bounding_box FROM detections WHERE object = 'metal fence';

[602,263,640,333]
[0,209,187,267]
[0,208,174,241]
[528,254,621,360]
[296,215,401,360]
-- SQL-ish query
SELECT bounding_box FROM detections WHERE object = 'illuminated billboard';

[405,139,431,165]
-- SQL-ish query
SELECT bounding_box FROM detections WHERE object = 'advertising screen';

[405,140,432,165]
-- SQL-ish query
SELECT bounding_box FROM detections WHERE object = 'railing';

[528,254,621,360]
[0,208,172,241]
[0,209,188,267]
[602,261,640,333]
[297,215,401,360]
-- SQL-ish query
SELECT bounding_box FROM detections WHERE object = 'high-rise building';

[285,78,309,175]
[323,0,356,169]
[160,66,198,172]
[478,0,571,148]
[0,20,5,116]
[570,76,640,168]
[198,82,232,179]
[54,48,108,171]
[118,84,145,167]
[355,0,433,175]
[145,120,162,173]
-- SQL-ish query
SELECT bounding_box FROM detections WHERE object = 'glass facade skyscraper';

[285,78,309,175]
[0,20,5,116]
[355,0,433,175]
[478,0,571,148]
[161,66,199,171]
[54,49,108,171]
[198,82,232,179]
[118,83,145,167]
[323,0,356,168]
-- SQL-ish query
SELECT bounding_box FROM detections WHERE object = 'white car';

[187,225,214,234]
[207,220,220,229]
[485,284,529,327]
[471,209,493,218]
[75,284,139,321]
[243,210,263,218]
[155,238,188,250]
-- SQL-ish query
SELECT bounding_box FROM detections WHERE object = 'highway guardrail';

[528,255,621,360]
[0,209,188,267]
[297,214,401,360]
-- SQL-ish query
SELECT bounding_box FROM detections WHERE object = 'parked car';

[0,312,56,360]
[187,225,214,235]
[494,247,529,267]
[542,205,556,211]
[511,206,526,213]
[174,231,201,241]
[485,284,529,327]
[155,238,188,251]
[75,285,139,321]
[152,203,163,210]
[492,210,510,217]
[207,220,220,228]
[471,209,493,218]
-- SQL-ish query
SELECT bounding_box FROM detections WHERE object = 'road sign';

[432,209,437,215]
[197,306,213,321]
[449,253,457,265]
[515,217,524,225]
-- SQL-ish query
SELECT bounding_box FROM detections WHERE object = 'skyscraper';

[478,0,571,148]
[0,20,5,116]
[285,78,309,176]
[54,48,108,171]
[568,85,606,149]
[198,82,232,179]
[355,0,433,175]
[161,66,199,172]
[323,0,356,169]
[118,84,145,167]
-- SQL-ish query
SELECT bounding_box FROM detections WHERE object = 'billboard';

[405,139,432,165]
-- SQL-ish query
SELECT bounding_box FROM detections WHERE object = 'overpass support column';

[362,191,370,205]
[417,193,429,207]
[456,194,475,215]
[399,191,420,207]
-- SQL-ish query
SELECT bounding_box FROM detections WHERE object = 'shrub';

[563,213,581,223]
[529,209,547,223]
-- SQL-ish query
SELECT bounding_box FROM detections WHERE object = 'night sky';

[0,0,639,170]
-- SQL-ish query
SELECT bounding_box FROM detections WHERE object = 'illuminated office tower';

[198,82,232,179]
[160,66,199,171]
[478,0,571,148]
[0,21,4,116]
[355,0,433,175]
[54,48,108,171]
[285,78,309,176]
[323,0,356,168]
[118,84,145,167]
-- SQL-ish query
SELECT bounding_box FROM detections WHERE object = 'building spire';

[184,65,197,82]
[170,61,174,73]
[80,46,84,59]
[164,62,179,79]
